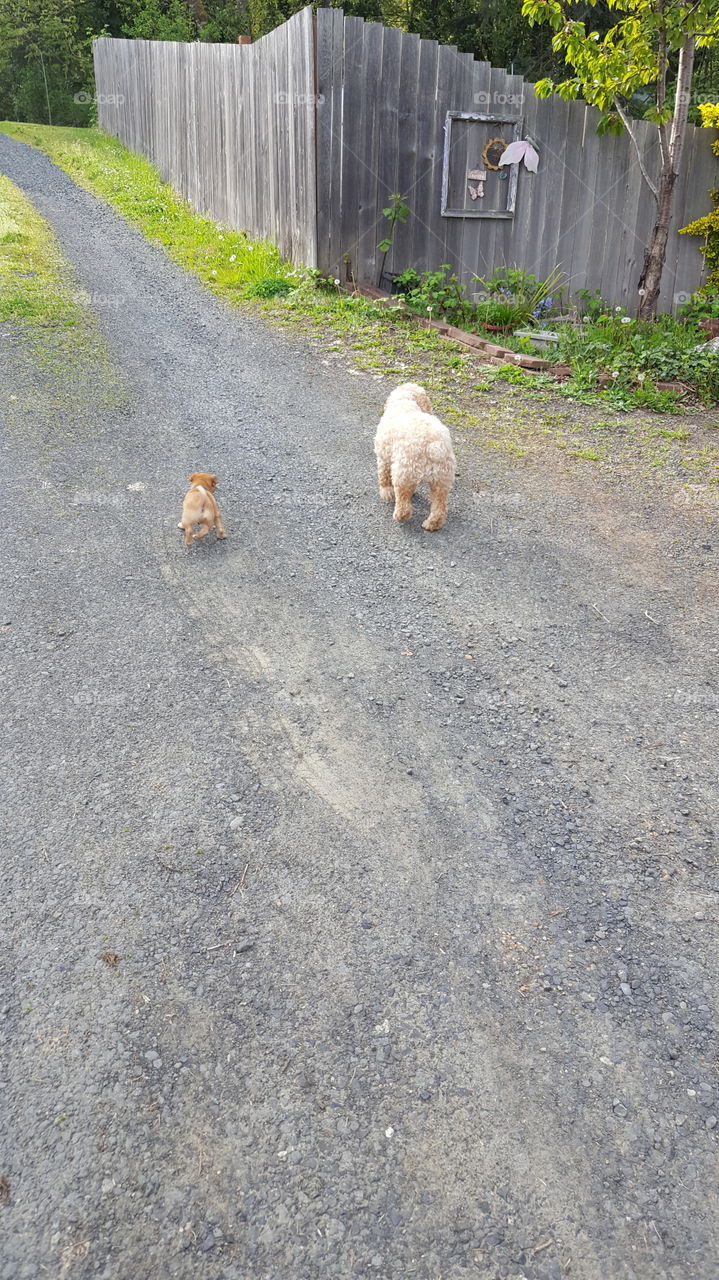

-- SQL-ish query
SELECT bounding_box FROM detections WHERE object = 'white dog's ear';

[415,388,432,413]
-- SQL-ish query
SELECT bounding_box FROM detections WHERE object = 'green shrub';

[555,313,719,404]
[575,287,617,320]
[473,300,531,329]
[394,265,475,328]
[479,266,546,297]
[677,291,719,323]
[394,263,564,331]
[251,276,294,298]
[474,264,565,325]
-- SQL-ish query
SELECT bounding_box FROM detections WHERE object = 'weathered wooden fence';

[314,9,715,309]
[94,8,317,266]
[94,6,716,310]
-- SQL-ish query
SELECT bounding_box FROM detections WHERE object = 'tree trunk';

[189,0,208,27]
[636,36,695,321]
[637,168,676,320]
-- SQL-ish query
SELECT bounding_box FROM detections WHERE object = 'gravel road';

[1,134,718,1280]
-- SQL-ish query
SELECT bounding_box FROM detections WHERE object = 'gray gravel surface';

[1,134,718,1280]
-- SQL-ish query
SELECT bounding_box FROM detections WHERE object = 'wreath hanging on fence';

[482,138,507,171]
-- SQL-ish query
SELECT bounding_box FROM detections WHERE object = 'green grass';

[0,166,123,434]
[569,447,605,461]
[2,120,719,496]
[0,122,293,301]
[0,172,83,326]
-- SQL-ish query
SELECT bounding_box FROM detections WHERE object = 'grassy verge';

[0,122,291,298]
[0,168,123,428]
[0,170,85,327]
[2,121,718,498]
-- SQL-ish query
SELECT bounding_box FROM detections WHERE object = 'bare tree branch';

[656,10,669,169]
[613,98,659,199]
[669,37,696,170]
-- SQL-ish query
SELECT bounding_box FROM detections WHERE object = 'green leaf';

[644,105,673,126]
[597,111,624,135]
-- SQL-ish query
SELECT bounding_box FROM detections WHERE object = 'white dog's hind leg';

[393,484,414,523]
[422,480,450,531]
[377,455,394,502]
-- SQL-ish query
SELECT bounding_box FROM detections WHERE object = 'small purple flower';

[532,296,553,319]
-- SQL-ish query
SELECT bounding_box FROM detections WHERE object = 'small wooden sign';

[467,167,487,198]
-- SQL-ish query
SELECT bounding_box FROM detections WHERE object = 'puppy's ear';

[209,475,219,490]
[189,473,201,484]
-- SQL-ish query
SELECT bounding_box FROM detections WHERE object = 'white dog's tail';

[427,440,449,462]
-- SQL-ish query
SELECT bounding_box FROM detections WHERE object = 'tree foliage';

[521,0,719,315]
[523,0,719,129]
[0,0,592,125]
[0,0,100,124]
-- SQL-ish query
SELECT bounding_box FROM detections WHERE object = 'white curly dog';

[373,382,456,531]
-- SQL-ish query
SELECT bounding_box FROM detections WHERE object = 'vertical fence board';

[393,32,421,278]
[408,38,441,277]
[355,22,383,287]
[434,44,461,273]
[316,7,345,278]
[338,16,366,280]
[374,24,403,287]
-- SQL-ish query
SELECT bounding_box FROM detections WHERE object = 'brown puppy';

[178,472,226,546]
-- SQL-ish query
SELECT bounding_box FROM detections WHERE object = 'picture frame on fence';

[441,113,523,219]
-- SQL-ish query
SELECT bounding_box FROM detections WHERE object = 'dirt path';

[1,134,717,1280]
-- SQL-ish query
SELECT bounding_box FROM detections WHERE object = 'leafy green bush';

[555,314,719,403]
[479,266,546,297]
[394,265,475,328]
[575,287,617,320]
[304,268,341,292]
[677,291,719,323]
[474,265,565,325]
[251,276,294,298]
[393,263,564,331]
[473,300,531,329]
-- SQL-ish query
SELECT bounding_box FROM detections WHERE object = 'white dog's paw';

[379,486,394,502]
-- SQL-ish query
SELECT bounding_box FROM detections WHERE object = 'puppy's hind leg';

[214,505,227,539]
[192,521,211,541]
[422,480,450,531]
